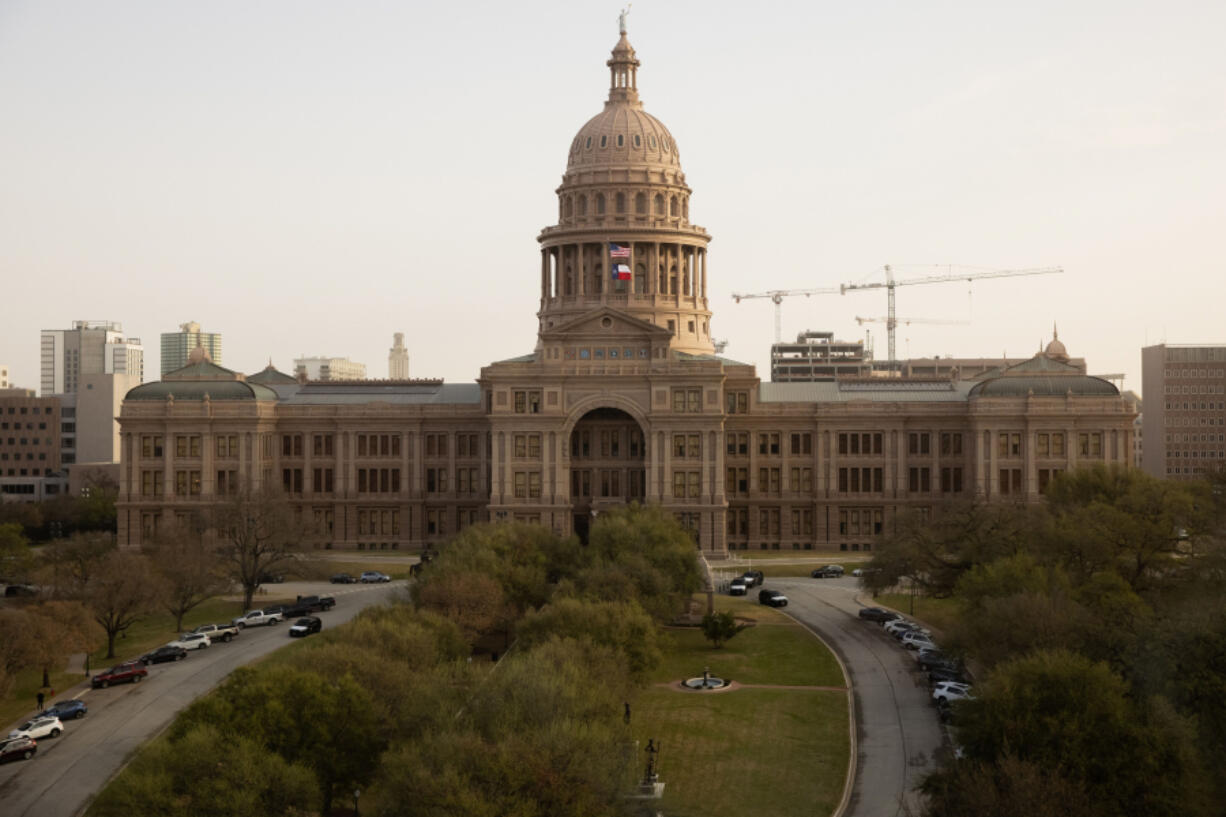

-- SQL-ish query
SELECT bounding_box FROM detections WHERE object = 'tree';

[83,550,158,658]
[210,486,304,611]
[89,724,319,817]
[922,753,1102,817]
[43,530,114,597]
[0,601,98,697]
[173,665,382,815]
[145,520,230,632]
[700,610,748,649]
[0,522,35,583]
[517,597,662,677]
[952,649,1205,817]
[414,569,510,645]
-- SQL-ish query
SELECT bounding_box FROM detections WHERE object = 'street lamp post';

[353,787,361,816]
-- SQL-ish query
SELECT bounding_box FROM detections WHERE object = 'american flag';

[609,243,630,258]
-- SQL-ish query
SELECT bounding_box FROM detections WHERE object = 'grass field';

[636,593,850,817]
[873,592,961,633]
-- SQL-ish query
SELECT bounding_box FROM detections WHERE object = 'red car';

[91,661,148,689]
[0,735,37,763]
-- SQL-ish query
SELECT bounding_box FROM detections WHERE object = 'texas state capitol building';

[115,28,1136,555]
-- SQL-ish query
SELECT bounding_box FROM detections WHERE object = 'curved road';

[0,580,405,817]
[771,576,944,817]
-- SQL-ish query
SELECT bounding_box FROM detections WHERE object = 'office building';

[161,322,222,376]
[41,320,143,395]
[1141,344,1226,479]
[293,356,367,381]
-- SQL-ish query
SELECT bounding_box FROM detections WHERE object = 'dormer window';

[600,135,608,148]
[649,135,657,149]
[617,134,624,147]
[634,134,642,148]
[585,136,592,149]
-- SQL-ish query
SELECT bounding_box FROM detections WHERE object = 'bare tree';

[42,530,114,598]
[210,485,304,611]
[81,550,158,658]
[144,519,231,632]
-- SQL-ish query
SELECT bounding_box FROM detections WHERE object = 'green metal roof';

[969,375,1118,398]
[247,365,298,385]
[125,380,278,402]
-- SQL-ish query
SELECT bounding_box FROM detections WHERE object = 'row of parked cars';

[858,606,974,716]
[724,570,789,607]
[330,571,391,584]
[0,696,90,764]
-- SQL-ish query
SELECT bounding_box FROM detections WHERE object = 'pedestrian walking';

[36,691,44,711]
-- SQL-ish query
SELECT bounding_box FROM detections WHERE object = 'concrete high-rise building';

[1141,344,1226,480]
[0,365,9,389]
[293,356,366,381]
[0,389,66,501]
[161,321,222,375]
[41,320,143,395]
[389,333,409,379]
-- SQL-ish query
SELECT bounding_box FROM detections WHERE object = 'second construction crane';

[732,265,1063,364]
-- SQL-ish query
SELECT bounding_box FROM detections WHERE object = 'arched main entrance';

[569,407,646,542]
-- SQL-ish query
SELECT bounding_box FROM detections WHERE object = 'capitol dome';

[566,34,681,172]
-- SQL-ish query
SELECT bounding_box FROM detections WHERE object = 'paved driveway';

[0,581,406,817]
[770,577,944,817]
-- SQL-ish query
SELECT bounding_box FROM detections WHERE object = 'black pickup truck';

[284,594,336,617]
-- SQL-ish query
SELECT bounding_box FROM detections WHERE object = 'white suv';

[168,632,211,651]
[933,682,973,704]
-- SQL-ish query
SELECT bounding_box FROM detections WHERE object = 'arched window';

[617,134,624,147]
[635,192,646,214]
[578,195,587,216]
[669,265,678,295]
[600,135,608,148]
[596,193,606,215]
[564,196,573,218]
[564,264,574,296]
[633,134,642,148]
[634,263,648,294]
[682,197,689,219]
[616,192,626,214]
[654,194,664,215]
[670,196,678,217]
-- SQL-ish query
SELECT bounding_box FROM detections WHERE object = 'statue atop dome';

[619,5,631,35]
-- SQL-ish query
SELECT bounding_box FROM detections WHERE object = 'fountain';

[680,665,731,691]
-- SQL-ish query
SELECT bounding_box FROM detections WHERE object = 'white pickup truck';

[231,609,283,628]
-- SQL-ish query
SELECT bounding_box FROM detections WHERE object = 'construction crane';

[730,287,842,343]
[841,265,1063,366]
[854,316,969,327]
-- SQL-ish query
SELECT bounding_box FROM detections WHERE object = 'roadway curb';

[779,605,857,817]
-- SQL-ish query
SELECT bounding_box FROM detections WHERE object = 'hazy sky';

[2,1,1223,396]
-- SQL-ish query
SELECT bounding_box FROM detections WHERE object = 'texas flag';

[611,264,632,281]
[609,243,630,258]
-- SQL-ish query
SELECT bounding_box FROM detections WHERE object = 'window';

[791,509,814,536]
[217,435,239,458]
[999,469,1023,495]
[908,432,930,455]
[940,432,963,455]
[758,467,781,494]
[789,467,813,493]
[216,470,238,495]
[672,387,702,413]
[514,390,542,414]
[758,433,781,456]
[997,432,1022,457]
[1078,432,1103,457]
[141,435,164,458]
[940,467,963,493]
[790,433,813,455]
[281,434,303,457]
[908,467,931,493]
[726,432,748,456]
[725,391,749,414]
[839,432,883,455]
[140,470,163,496]
[726,467,748,495]
[838,467,883,493]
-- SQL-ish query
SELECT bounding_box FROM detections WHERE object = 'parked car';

[285,595,336,617]
[0,735,37,763]
[330,573,357,584]
[759,589,789,608]
[884,619,921,636]
[858,607,899,623]
[258,572,286,583]
[8,715,63,740]
[851,568,865,577]
[232,609,283,628]
[3,583,38,597]
[289,616,322,637]
[192,623,239,643]
[140,645,188,665]
[900,631,936,651]
[933,682,974,704]
[916,650,953,671]
[929,667,971,685]
[360,571,391,583]
[728,578,748,596]
[740,570,764,587]
[92,661,148,689]
[40,699,87,721]
[811,565,845,578]
[168,632,211,651]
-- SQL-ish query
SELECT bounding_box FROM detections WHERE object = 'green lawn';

[873,592,961,633]
[657,600,844,688]
[638,597,850,817]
